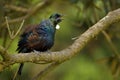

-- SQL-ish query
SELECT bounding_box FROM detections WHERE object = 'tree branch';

[1,0,53,27]
[9,8,120,63]
[0,45,10,61]
[102,31,120,58]
[5,4,28,13]
[31,62,61,80]
[1,8,120,74]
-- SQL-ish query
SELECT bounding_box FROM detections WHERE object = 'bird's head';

[49,13,63,26]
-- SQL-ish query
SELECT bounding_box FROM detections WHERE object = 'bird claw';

[46,50,52,54]
[33,50,51,54]
[33,50,40,54]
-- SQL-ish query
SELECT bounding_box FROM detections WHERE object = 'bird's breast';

[35,34,54,51]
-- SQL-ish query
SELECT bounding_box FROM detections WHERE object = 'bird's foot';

[33,50,40,54]
[46,50,52,54]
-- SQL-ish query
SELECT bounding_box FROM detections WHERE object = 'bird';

[16,13,63,75]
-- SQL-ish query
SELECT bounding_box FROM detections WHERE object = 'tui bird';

[16,13,63,75]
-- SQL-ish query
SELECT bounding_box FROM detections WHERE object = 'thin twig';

[6,20,25,49]
[0,45,10,60]
[5,4,28,13]
[12,61,50,80]
[13,20,25,39]
[2,0,52,27]
[31,62,61,80]
[5,17,12,39]
[102,31,120,79]
[11,31,15,37]
[102,31,120,58]
[12,66,19,80]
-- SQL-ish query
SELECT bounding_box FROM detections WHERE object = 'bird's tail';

[12,63,24,80]
[16,48,27,75]
[18,63,24,75]
[12,47,27,80]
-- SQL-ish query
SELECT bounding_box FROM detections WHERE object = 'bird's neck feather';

[49,18,57,26]
[43,20,56,35]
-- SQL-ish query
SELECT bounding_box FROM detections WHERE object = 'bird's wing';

[27,29,44,48]
[16,24,44,52]
[17,20,51,52]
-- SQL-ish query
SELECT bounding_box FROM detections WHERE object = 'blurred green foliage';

[0,0,120,80]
